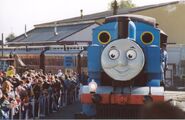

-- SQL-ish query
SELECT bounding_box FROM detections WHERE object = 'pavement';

[45,101,82,119]
[44,88,185,119]
[164,90,185,112]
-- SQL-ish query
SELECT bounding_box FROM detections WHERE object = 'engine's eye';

[109,49,120,60]
[126,49,137,60]
[98,31,111,44]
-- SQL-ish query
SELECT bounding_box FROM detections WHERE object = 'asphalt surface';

[45,90,185,119]
[164,90,185,111]
[45,101,82,119]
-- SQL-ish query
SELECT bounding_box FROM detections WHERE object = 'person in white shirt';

[56,69,64,78]
[160,43,168,87]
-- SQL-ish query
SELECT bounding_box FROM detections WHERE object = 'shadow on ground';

[45,101,82,119]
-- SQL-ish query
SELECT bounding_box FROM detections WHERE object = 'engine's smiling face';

[101,39,145,81]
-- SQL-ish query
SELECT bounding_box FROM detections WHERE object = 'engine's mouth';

[114,67,129,74]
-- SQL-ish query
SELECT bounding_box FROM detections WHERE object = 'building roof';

[8,22,97,46]
[35,1,179,28]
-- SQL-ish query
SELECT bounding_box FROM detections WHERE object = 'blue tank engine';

[80,14,167,118]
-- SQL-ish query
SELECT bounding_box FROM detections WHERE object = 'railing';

[0,84,79,119]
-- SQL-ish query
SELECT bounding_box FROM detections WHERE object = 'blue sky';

[0,0,177,38]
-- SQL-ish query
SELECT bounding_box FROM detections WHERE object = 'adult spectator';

[1,80,13,94]
[160,43,168,87]
[56,69,64,78]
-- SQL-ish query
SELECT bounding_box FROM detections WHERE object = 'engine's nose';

[101,38,145,81]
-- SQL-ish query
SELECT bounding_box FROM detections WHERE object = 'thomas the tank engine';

[80,14,166,118]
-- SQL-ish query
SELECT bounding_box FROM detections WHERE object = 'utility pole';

[54,22,58,36]
[80,9,83,19]
[113,0,118,15]
[1,33,4,57]
[24,24,28,37]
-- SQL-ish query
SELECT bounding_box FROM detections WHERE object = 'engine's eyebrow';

[130,46,135,49]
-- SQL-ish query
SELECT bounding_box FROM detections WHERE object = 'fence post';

[47,94,50,114]
[64,90,68,106]
[38,98,40,118]
[19,104,22,120]
[43,95,46,117]
[38,95,46,118]
[31,98,35,118]
[75,87,78,101]
[25,107,28,120]
[58,90,62,108]
[62,89,64,107]
[10,107,14,120]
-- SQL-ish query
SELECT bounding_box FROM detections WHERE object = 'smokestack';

[80,9,83,19]
[24,24,28,38]
[118,17,129,39]
[54,22,58,36]
[113,0,118,15]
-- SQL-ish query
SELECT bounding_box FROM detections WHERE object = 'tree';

[109,0,135,10]
[119,0,135,8]
[6,33,16,42]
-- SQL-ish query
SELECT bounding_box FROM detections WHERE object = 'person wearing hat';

[160,43,168,87]
[6,66,15,78]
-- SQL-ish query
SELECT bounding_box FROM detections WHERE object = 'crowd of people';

[0,66,80,119]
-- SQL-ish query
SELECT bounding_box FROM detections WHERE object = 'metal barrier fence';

[1,85,79,120]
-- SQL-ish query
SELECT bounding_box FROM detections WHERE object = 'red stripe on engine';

[80,94,164,105]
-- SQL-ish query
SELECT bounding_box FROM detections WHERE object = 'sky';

[0,0,178,38]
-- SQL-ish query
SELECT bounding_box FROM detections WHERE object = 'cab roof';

[105,14,156,26]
